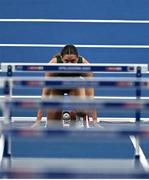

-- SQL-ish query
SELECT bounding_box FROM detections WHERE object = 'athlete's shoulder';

[81,56,90,64]
[48,57,57,64]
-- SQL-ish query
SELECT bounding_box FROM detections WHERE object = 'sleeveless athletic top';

[55,55,83,77]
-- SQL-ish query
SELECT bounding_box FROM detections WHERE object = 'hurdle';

[0,63,149,178]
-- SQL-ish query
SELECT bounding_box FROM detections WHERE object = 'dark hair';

[60,44,78,57]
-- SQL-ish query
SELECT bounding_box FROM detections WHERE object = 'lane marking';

[1,44,149,48]
[0,19,149,24]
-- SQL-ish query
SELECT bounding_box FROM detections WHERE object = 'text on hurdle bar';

[0,63,148,73]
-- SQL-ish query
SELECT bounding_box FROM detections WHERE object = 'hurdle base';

[134,155,144,171]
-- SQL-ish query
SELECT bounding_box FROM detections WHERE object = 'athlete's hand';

[31,121,40,129]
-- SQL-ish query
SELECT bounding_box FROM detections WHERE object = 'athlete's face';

[62,54,78,63]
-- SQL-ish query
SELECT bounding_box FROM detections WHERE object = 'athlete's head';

[61,44,79,63]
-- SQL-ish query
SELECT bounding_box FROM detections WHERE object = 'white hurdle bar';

[1,126,149,138]
[1,95,149,123]
[0,63,148,73]
[1,117,149,123]
[1,77,149,88]
[0,97,149,110]
[1,167,149,179]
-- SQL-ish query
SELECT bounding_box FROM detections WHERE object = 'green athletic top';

[55,55,83,77]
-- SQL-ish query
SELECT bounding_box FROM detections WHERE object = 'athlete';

[32,44,98,128]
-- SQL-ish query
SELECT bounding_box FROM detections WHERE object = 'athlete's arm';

[82,58,98,124]
[32,58,57,127]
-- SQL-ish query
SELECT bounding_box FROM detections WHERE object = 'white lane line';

[1,44,149,48]
[0,19,149,24]
[130,135,149,172]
